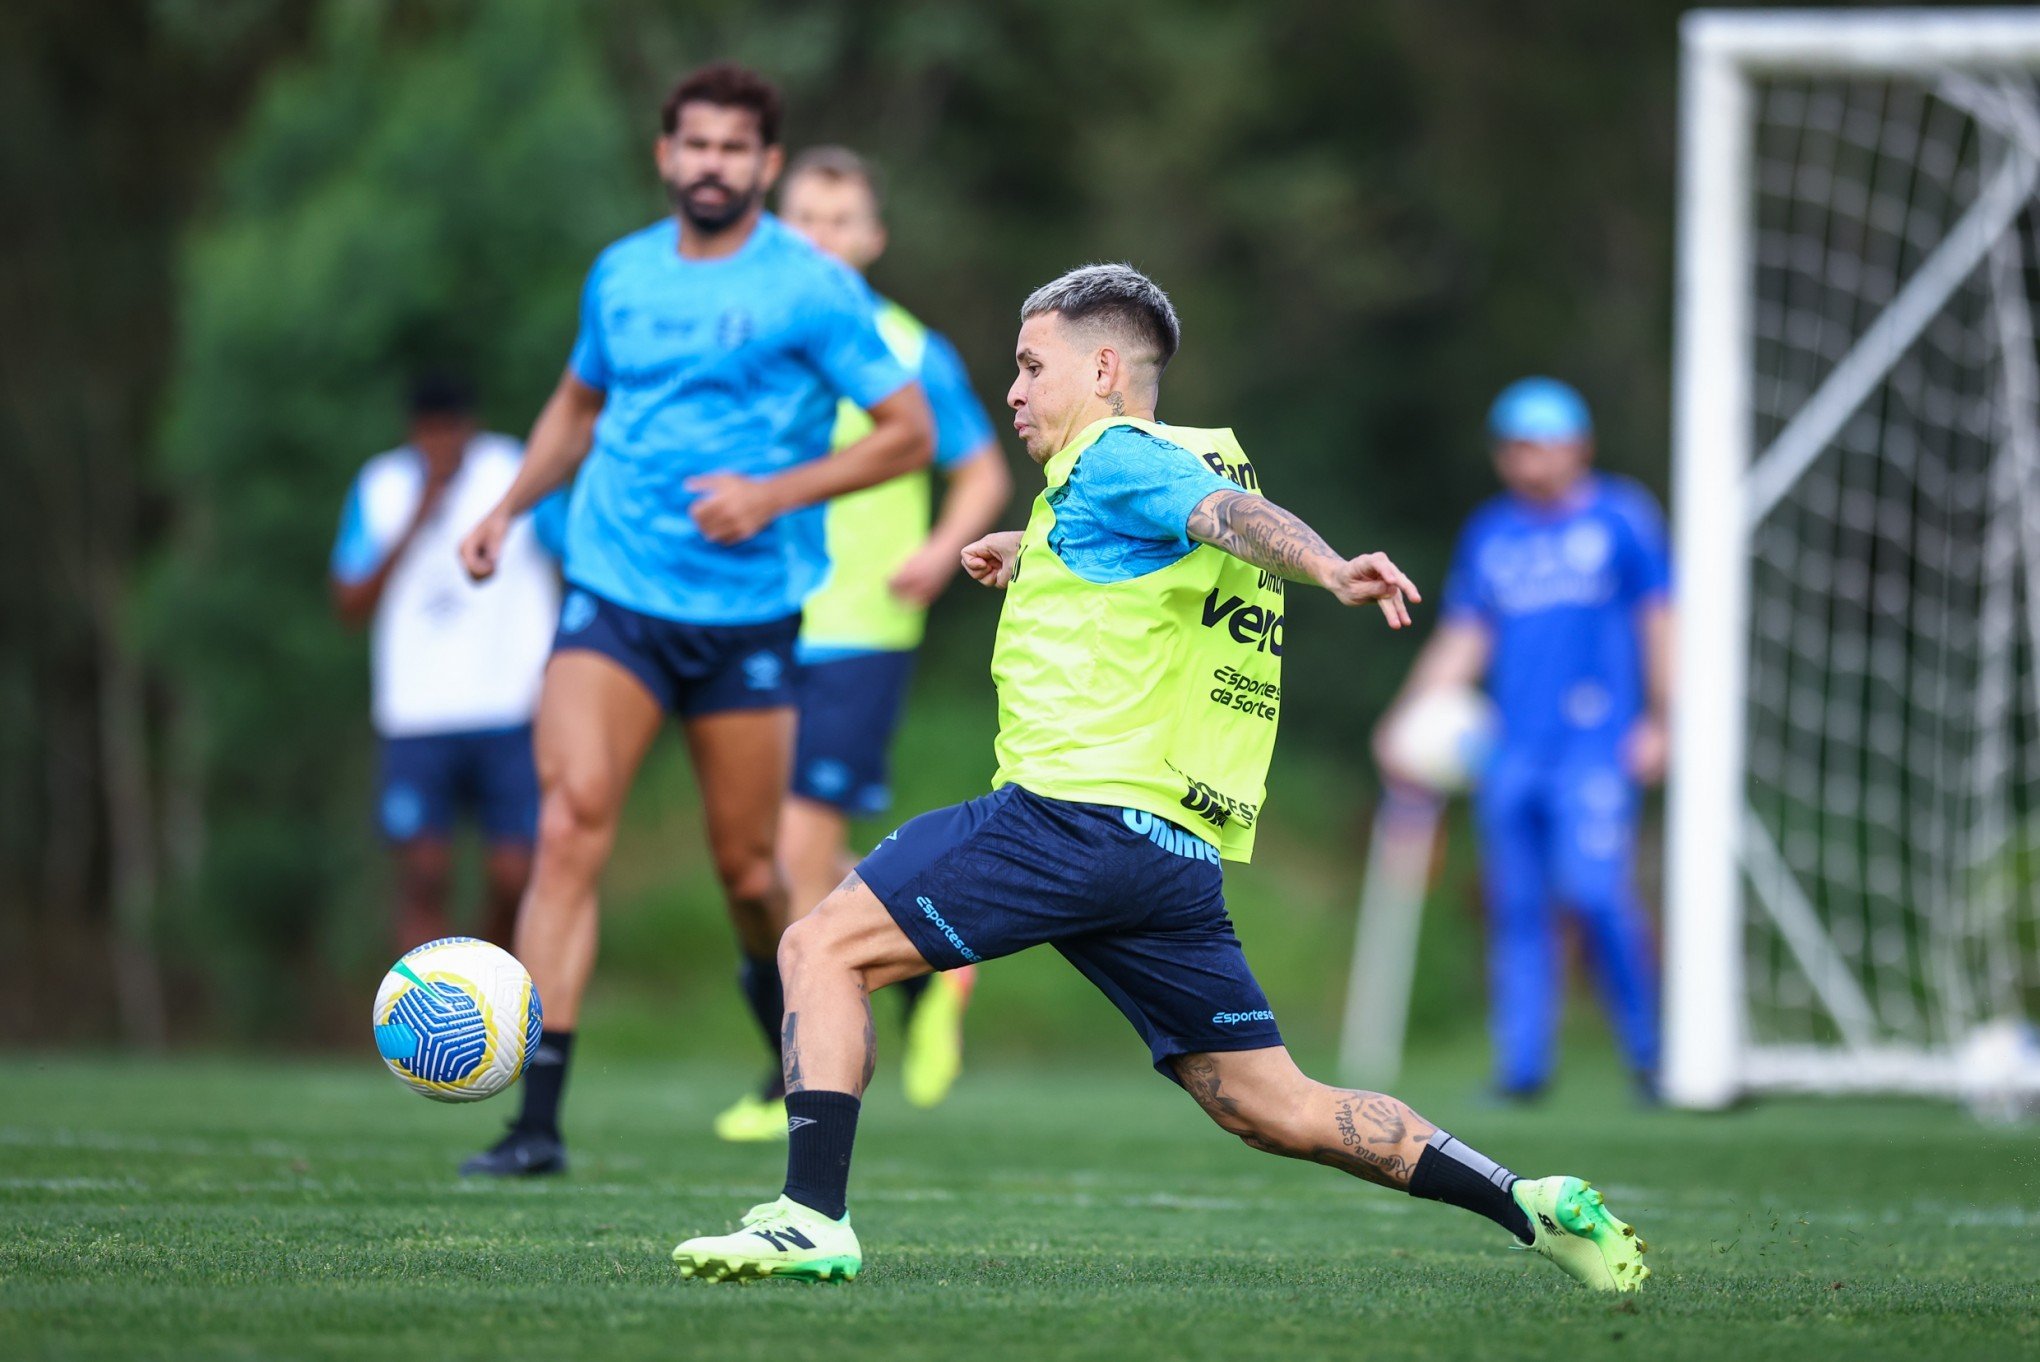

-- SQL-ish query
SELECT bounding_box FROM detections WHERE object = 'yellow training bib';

[799,301,935,653]
[989,418,1281,862]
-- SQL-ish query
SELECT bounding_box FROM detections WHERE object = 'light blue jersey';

[1046,425,1237,583]
[563,213,914,624]
[922,332,998,469]
[1442,474,1670,758]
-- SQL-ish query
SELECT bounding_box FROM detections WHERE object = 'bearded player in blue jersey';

[456,63,933,1175]
[1375,378,1672,1102]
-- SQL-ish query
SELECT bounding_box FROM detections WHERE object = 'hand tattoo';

[1314,1091,1431,1189]
[1187,490,1339,584]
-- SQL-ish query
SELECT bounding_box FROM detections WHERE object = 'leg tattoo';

[1316,1092,1433,1189]
[857,982,877,1094]
[1172,1055,1435,1191]
[782,1011,805,1094]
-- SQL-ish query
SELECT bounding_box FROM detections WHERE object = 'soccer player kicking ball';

[672,264,1649,1292]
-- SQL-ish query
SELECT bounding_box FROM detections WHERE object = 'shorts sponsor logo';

[1200,588,1284,656]
[560,591,597,635]
[1211,1008,1277,1026]
[916,896,981,963]
[1209,665,1280,721]
[1120,808,1221,864]
[1172,767,1258,831]
[742,649,785,691]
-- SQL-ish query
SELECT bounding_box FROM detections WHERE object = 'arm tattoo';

[781,1011,805,1093]
[1187,490,1339,584]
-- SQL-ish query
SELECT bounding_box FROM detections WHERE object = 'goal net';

[1668,10,2040,1106]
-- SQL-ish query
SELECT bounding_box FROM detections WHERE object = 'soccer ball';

[372,937,542,1102]
[1956,1017,2040,1125]
[1381,685,1498,794]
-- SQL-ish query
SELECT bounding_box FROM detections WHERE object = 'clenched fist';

[961,531,1024,589]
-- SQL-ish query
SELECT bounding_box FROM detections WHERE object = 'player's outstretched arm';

[1187,489,1420,628]
[460,370,604,580]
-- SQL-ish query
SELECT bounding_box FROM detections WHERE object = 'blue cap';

[1488,377,1592,443]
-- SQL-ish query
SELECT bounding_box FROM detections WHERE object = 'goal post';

[1668,8,2040,1108]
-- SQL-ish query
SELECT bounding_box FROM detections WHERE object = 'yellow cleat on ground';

[712,1092,787,1143]
[1511,1175,1650,1292]
[901,966,975,1109]
[674,1195,862,1283]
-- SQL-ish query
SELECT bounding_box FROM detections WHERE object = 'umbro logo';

[787,1116,818,1132]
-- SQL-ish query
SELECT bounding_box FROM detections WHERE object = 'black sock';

[896,973,932,1014]
[514,1029,573,1138]
[1408,1130,1533,1243]
[781,1090,860,1220]
[738,954,785,1062]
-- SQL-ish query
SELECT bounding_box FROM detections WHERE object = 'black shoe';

[459,1126,566,1177]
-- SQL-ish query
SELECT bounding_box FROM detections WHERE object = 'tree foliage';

[9,0,1699,1040]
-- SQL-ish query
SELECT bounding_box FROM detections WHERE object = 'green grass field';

[4,1047,2037,1362]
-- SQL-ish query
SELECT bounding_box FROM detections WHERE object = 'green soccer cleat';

[673,1195,862,1283]
[1511,1175,1650,1292]
[712,1092,787,1143]
[902,966,974,1109]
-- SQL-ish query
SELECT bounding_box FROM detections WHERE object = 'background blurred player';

[455,64,932,1175]
[1373,378,1672,1101]
[329,375,557,951]
[672,264,1648,1294]
[703,147,1010,1140]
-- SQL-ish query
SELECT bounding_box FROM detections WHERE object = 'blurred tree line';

[2,0,1702,1044]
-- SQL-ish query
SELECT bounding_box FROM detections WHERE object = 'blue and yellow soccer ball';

[371,937,542,1102]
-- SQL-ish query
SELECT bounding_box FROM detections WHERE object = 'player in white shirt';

[330,376,562,949]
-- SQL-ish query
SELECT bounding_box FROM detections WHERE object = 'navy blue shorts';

[377,724,538,845]
[553,585,798,717]
[857,785,1282,1073]
[792,650,917,816]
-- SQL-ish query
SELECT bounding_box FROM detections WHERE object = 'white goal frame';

[1668,7,2040,1108]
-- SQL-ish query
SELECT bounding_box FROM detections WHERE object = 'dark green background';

[2,0,1730,1054]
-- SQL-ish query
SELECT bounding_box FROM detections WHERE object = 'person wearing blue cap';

[1373,378,1671,1101]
